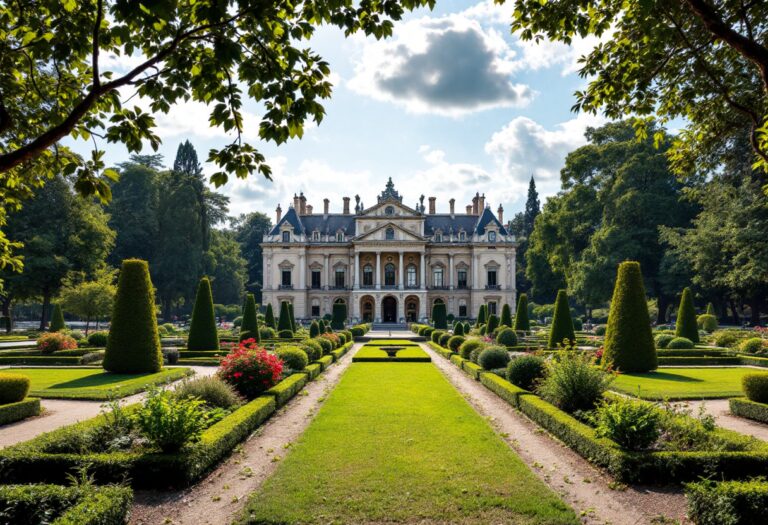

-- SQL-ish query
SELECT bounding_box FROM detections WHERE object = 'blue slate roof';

[474,207,509,235]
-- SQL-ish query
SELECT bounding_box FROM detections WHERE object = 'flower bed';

[0,484,132,524]
[0,398,41,425]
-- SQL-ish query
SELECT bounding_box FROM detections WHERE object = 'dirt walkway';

[696,399,768,441]
[422,345,689,525]
[129,344,361,525]
[0,366,216,448]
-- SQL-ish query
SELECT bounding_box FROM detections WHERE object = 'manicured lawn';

[239,363,577,524]
[366,339,420,346]
[353,346,429,361]
[3,367,193,400]
[611,367,755,400]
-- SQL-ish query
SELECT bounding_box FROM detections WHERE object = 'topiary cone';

[513,293,530,332]
[453,321,464,336]
[706,302,715,316]
[277,301,292,332]
[500,303,513,328]
[240,293,260,343]
[265,303,276,329]
[331,302,347,330]
[188,277,220,351]
[675,287,700,343]
[49,303,66,332]
[548,289,575,348]
[432,302,447,329]
[309,320,320,338]
[477,304,487,325]
[103,259,163,373]
[602,261,657,372]
[288,302,297,332]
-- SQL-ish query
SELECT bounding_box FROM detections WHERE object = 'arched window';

[363,264,373,286]
[385,227,395,240]
[433,266,444,288]
[385,206,395,216]
[282,231,290,243]
[406,264,417,287]
[384,263,396,286]
[488,231,497,242]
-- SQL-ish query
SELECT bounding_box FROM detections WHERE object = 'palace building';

[260,179,516,325]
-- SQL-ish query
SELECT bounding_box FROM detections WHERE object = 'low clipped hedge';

[686,479,768,525]
[264,373,307,407]
[480,373,531,408]
[427,341,453,359]
[730,398,768,424]
[314,355,333,371]
[302,363,322,381]
[657,356,741,366]
[0,398,41,425]
[0,484,132,525]
[461,360,483,380]
[0,356,82,366]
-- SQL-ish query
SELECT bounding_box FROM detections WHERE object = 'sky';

[65,0,611,221]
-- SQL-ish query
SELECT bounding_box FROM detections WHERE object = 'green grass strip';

[611,367,754,400]
[238,363,577,524]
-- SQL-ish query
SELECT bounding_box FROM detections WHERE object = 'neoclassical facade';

[261,179,516,324]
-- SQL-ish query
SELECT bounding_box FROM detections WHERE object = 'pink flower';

[234,372,243,378]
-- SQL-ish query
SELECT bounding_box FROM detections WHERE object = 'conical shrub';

[487,314,500,335]
[548,289,575,348]
[240,293,260,343]
[602,261,657,372]
[331,302,347,330]
[706,302,715,316]
[675,287,699,343]
[265,303,276,329]
[50,303,66,332]
[277,301,292,332]
[477,304,487,325]
[514,294,530,332]
[288,302,297,332]
[432,302,447,329]
[103,259,163,373]
[500,303,512,328]
[309,320,320,338]
[453,321,464,336]
[188,277,219,351]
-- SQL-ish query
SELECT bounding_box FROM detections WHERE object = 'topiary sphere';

[740,338,766,354]
[431,330,445,344]
[439,333,452,348]
[0,373,31,403]
[278,329,294,339]
[697,314,718,333]
[459,339,484,360]
[743,373,768,403]
[470,346,484,364]
[654,334,675,349]
[300,340,323,361]
[315,337,333,355]
[276,346,309,371]
[447,335,465,353]
[506,355,546,391]
[496,328,518,348]
[667,337,694,349]
[594,325,607,336]
[478,346,511,370]
[422,327,434,338]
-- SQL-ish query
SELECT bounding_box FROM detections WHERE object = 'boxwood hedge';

[0,397,41,425]
[0,484,132,525]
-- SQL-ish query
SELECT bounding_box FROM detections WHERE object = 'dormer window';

[282,231,290,243]
[336,232,344,242]
[312,231,320,241]
[385,227,395,240]
[385,206,395,216]
[435,232,442,242]
[488,231,497,242]
[458,231,466,241]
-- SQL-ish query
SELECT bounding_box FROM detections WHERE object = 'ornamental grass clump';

[675,287,700,343]
[188,277,220,351]
[537,350,614,413]
[218,340,283,399]
[37,332,77,354]
[174,376,242,409]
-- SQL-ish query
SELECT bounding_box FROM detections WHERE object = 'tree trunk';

[656,295,670,325]
[85,316,91,336]
[1,295,12,333]
[39,290,51,331]
[162,296,172,322]
[751,296,762,326]
[729,298,740,325]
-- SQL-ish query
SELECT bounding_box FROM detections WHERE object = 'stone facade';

[261,179,516,323]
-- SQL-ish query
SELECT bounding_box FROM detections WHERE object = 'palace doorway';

[382,296,397,323]
[360,296,375,322]
[405,296,419,322]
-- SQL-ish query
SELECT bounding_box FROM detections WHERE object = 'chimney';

[323,198,330,216]
[428,196,436,215]
[276,204,283,223]
[472,192,479,215]
[466,204,473,214]
[479,193,485,211]
[343,196,350,215]
[299,192,307,215]
[497,204,504,223]
[293,193,300,211]
[449,198,455,217]
[306,204,313,215]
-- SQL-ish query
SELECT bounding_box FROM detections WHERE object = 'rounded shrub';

[259,326,276,340]
[431,330,445,344]
[276,346,309,371]
[300,340,323,361]
[188,277,220,351]
[572,318,583,331]
[713,330,740,348]
[447,335,465,353]
[157,325,169,336]
[163,348,179,364]
[68,330,85,341]
[478,346,510,370]
[496,327,518,348]
[278,329,294,339]
[315,337,333,355]
[0,373,30,403]
[342,330,353,343]
[37,332,77,354]
[538,351,614,413]
[697,314,718,333]
[548,290,575,348]
[174,376,241,409]
[439,333,451,348]
[602,261,657,373]
[506,355,546,391]
[667,337,694,349]
[453,322,464,336]
[655,334,675,349]
[470,346,484,364]
[233,316,243,328]
[309,321,320,338]
[675,287,700,343]
[459,338,484,360]
[743,373,768,403]
[594,325,607,336]
[350,326,365,337]
[740,338,766,354]
[87,331,109,347]
[513,294,530,332]
[161,323,176,334]
[49,303,66,332]
[239,293,260,345]
[422,327,434,339]
[103,259,163,373]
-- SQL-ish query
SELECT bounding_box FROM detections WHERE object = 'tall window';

[336,232,344,242]
[312,231,320,241]
[335,269,345,288]
[487,269,497,287]
[363,264,373,286]
[487,301,497,315]
[311,299,320,317]
[458,300,467,318]
[458,231,466,241]
[457,269,467,288]
[433,266,443,287]
[282,231,290,243]
[385,227,395,240]
[406,264,417,287]
[385,263,396,286]
[488,231,497,242]
[311,270,321,289]
[435,232,442,242]
[281,270,292,287]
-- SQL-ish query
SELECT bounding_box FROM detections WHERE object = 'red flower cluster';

[37,332,78,354]
[217,339,283,399]
[319,333,339,347]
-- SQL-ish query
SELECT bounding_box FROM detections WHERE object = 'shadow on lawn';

[47,372,141,390]
[623,371,704,383]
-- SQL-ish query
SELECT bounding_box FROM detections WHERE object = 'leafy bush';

[438,333,451,347]
[421,327,434,338]
[430,330,445,344]
[175,376,242,409]
[478,346,510,370]
[37,332,77,354]
[740,338,766,354]
[315,337,332,355]
[49,303,66,332]
[161,323,176,334]
[218,340,283,399]
[675,287,700,343]
[309,320,320,338]
[591,398,661,450]
[188,277,221,351]
[496,327,518,347]
[667,337,694,349]
[233,316,243,328]
[686,479,768,525]
[134,388,209,452]
[80,351,104,365]
[655,334,675,349]
[259,326,276,340]
[163,348,180,364]
[459,339,484,360]
[300,340,323,361]
[506,355,546,391]
[470,346,484,364]
[447,335,465,352]
[67,330,85,341]
[320,332,340,349]
[548,289,575,348]
[697,314,718,333]
[276,346,309,371]
[350,326,365,337]
[714,330,741,348]
[743,373,768,403]
[0,373,30,403]
[87,331,109,347]
[537,351,614,413]
[278,329,294,339]
[572,318,583,331]
[594,325,607,336]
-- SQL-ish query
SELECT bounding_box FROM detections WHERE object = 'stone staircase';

[371,322,408,331]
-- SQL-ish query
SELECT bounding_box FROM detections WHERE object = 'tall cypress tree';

[432,302,447,329]
[49,303,66,332]
[523,176,540,237]
[486,314,499,335]
[500,303,513,327]
[240,293,259,342]
[548,289,575,348]
[602,261,657,372]
[514,293,530,331]
[288,302,297,332]
[477,304,487,325]
[277,301,292,332]
[675,287,699,343]
[188,277,219,350]
[331,302,347,330]
[265,303,276,329]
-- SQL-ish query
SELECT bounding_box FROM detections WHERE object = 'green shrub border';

[686,479,768,525]
[263,373,307,407]
[0,398,41,426]
[0,356,82,366]
[302,363,321,381]
[314,355,333,371]
[461,360,483,380]
[352,356,431,363]
[730,397,768,424]
[657,356,741,366]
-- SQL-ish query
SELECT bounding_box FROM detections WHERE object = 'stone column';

[398,252,404,289]
[420,252,426,289]
[324,254,329,289]
[299,252,306,290]
[375,251,381,290]
[449,254,454,289]
[354,252,360,288]
[472,251,479,289]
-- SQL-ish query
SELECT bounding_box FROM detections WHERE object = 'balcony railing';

[329,285,348,290]
[405,284,421,289]
[456,283,468,289]
[429,285,450,290]
[278,284,294,290]
[485,284,501,290]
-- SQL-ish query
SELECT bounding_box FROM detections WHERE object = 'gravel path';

[422,344,689,525]
[696,399,768,441]
[0,366,216,448]
[129,344,361,525]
